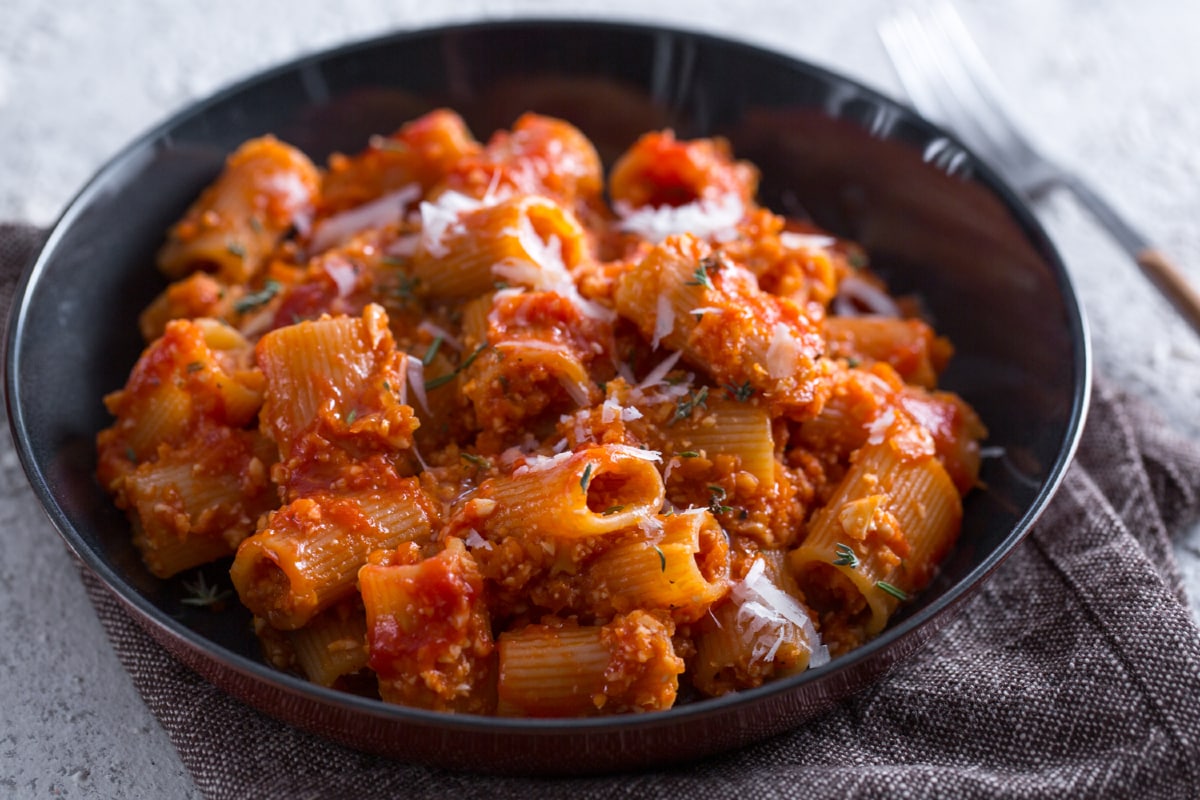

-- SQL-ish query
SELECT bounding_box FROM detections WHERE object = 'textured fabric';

[6,223,1200,799]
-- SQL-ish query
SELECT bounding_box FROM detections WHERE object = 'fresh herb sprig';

[876,580,909,601]
[669,386,709,426]
[234,279,281,314]
[180,572,233,608]
[832,543,859,568]
[424,343,488,391]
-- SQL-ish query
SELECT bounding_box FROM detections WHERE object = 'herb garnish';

[345,408,357,425]
[226,241,246,259]
[678,450,700,458]
[668,386,709,426]
[233,279,281,314]
[602,505,625,516]
[707,485,733,515]
[180,572,233,608]
[725,380,754,402]
[422,335,444,367]
[847,357,861,368]
[580,463,595,493]
[460,452,491,471]
[125,446,138,463]
[687,255,723,290]
[185,361,204,373]
[876,581,909,601]
[653,544,667,572]
[424,343,488,390]
[832,543,859,568]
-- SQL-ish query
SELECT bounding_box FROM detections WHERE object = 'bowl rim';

[4,16,1091,736]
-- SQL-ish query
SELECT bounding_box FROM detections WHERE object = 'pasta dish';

[96,110,985,715]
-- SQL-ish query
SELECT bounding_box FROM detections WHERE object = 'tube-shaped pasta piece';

[497,610,684,716]
[445,113,604,209]
[411,195,586,298]
[614,234,830,420]
[319,108,481,216]
[158,136,320,283]
[288,603,368,688]
[360,538,494,712]
[255,304,417,463]
[124,427,276,577]
[823,315,951,388]
[692,554,827,696]
[608,130,758,210]
[663,396,774,484]
[96,318,264,492]
[461,290,612,433]
[477,444,665,540]
[789,422,962,649]
[586,509,730,622]
[230,475,436,630]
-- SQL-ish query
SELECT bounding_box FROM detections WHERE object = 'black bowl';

[4,19,1088,774]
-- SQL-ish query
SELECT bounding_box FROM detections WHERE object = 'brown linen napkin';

[5,222,1200,799]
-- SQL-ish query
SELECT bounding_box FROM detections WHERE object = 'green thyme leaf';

[602,505,625,516]
[725,380,754,402]
[460,452,491,470]
[653,544,667,572]
[233,279,281,314]
[678,450,700,458]
[668,386,709,426]
[226,241,246,259]
[876,580,909,601]
[580,462,594,493]
[180,572,233,608]
[832,542,860,568]
[422,335,444,367]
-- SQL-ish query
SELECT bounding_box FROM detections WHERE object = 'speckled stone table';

[3,1,1199,797]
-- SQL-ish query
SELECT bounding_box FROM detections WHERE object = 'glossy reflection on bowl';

[4,19,1088,775]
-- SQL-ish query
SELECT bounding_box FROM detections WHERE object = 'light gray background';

[3,1,1199,797]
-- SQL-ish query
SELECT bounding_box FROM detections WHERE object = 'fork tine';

[880,2,1044,183]
[921,2,1041,160]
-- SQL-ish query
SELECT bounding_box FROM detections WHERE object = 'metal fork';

[879,1,1200,333]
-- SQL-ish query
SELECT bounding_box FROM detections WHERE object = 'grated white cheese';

[733,559,829,667]
[512,451,574,477]
[779,232,835,251]
[765,322,800,380]
[419,190,485,258]
[405,356,431,416]
[689,306,722,317]
[652,294,675,350]
[601,399,644,423]
[311,184,421,253]
[833,275,901,318]
[636,350,683,392]
[417,320,463,352]
[463,529,492,551]
[615,194,745,243]
[608,444,663,463]
[866,408,897,445]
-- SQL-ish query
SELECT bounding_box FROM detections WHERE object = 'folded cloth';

[5,223,1200,799]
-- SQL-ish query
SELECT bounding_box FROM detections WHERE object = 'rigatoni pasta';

[96,109,986,717]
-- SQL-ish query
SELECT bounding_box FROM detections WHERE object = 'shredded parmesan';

[615,194,745,243]
[834,275,901,318]
[405,356,430,416]
[311,185,420,253]
[732,559,829,667]
[463,529,493,551]
[866,408,897,445]
[779,232,835,251]
[765,322,800,380]
[652,294,675,350]
[512,451,574,476]
[601,399,644,423]
[419,190,485,257]
[689,306,722,317]
[608,444,663,463]
[417,320,463,352]
[636,351,683,392]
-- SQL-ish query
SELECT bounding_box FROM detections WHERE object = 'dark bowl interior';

[4,19,1088,774]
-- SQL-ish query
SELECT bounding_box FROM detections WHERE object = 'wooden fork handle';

[1136,248,1200,334]
[1065,175,1200,335]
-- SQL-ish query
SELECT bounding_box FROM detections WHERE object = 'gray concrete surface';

[3,0,1199,797]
